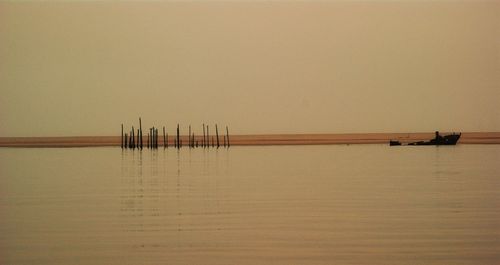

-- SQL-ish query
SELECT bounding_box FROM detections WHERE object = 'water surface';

[1,145,499,264]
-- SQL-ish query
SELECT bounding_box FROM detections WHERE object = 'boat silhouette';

[390,131,461,146]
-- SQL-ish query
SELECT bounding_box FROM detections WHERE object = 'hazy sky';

[0,1,499,136]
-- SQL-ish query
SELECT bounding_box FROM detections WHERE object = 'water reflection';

[119,148,227,252]
[2,146,497,264]
[113,146,500,264]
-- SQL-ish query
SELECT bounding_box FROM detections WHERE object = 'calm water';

[0,145,499,265]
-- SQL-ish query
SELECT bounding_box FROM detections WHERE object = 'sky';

[0,1,499,137]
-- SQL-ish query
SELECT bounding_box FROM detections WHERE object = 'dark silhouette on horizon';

[390,131,461,146]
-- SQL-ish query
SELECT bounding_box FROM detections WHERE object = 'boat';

[389,140,402,146]
[390,131,461,146]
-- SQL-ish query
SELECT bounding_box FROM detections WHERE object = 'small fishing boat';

[390,131,461,146]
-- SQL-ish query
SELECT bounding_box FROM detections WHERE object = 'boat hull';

[390,133,461,146]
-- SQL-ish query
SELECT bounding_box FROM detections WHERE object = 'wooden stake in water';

[139,118,143,149]
[215,124,220,148]
[152,127,155,149]
[163,126,166,148]
[202,124,206,148]
[149,128,152,149]
[224,135,226,147]
[156,128,159,149]
[226,126,230,148]
[124,133,128,149]
[129,130,133,149]
[207,125,210,148]
[131,126,135,149]
[189,125,192,148]
[137,129,140,149]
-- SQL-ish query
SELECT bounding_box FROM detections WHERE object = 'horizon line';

[1,132,499,147]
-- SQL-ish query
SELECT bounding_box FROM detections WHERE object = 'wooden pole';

[150,128,153,148]
[156,128,159,149]
[131,126,135,149]
[207,125,210,148]
[226,126,230,148]
[189,125,192,148]
[139,118,143,149]
[202,123,205,148]
[154,127,157,149]
[215,124,220,148]
[163,126,166,148]
[124,133,128,149]
[129,130,133,148]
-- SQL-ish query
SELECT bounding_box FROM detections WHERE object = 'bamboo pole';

[189,125,192,148]
[163,126,166,148]
[139,118,143,149]
[150,128,153,148]
[207,125,210,148]
[155,128,159,149]
[131,126,135,149]
[215,124,220,148]
[129,130,133,148]
[202,123,206,148]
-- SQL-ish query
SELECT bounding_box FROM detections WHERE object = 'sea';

[0,145,499,265]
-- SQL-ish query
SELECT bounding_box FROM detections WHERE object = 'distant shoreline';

[1,132,499,147]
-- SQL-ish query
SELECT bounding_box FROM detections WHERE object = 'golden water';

[1,145,499,264]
